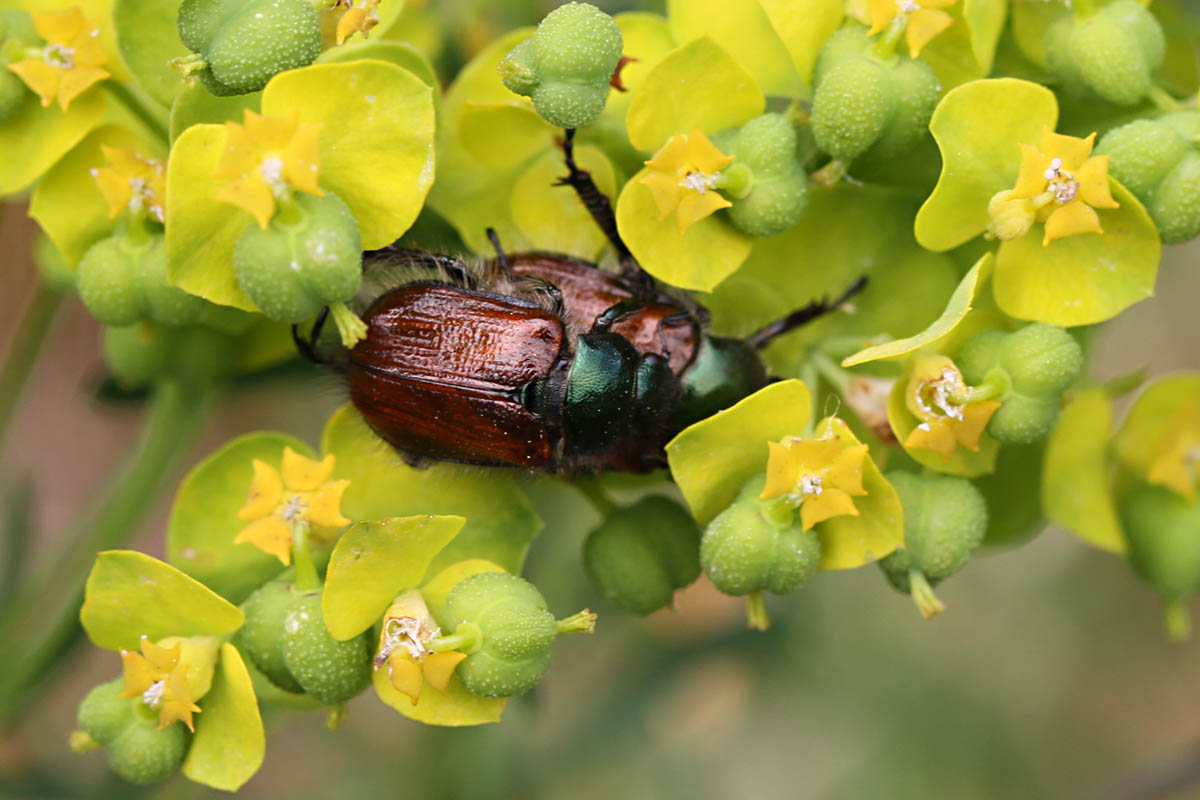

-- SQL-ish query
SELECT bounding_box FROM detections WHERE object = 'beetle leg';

[486,227,513,280]
[746,276,868,350]
[293,305,332,363]
[591,297,647,334]
[556,128,634,263]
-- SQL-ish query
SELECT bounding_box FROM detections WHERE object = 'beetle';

[295,128,865,473]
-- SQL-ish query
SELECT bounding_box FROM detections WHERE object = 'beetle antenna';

[293,305,332,363]
[486,227,513,279]
[556,128,634,263]
[747,276,868,350]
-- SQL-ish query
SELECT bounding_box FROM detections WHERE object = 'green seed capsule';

[871,57,939,159]
[281,593,372,705]
[879,471,987,615]
[107,718,187,785]
[700,474,821,597]
[986,393,1061,446]
[812,25,872,84]
[1150,152,1200,244]
[584,495,701,615]
[103,323,175,389]
[1044,0,1164,107]
[443,572,559,698]
[1121,484,1200,601]
[1000,323,1083,399]
[236,575,306,694]
[176,0,243,53]
[716,113,809,237]
[955,329,1008,385]
[1098,119,1191,199]
[811,58,893,163]
[78,235,206,327]
[1159,111,1200,143]
[77,678,134,746]
[233,192,362,323]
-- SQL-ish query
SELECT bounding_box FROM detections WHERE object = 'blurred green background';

[3,1,1200,798]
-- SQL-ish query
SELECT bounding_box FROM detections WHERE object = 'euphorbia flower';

[638,128,735,234]
[6,6,109,111]
[988,125,1118,246]
[234,447,351,565]
[1146,408,1200,501]
[335,0,381,44]
[90,146,166,223]
[374,591,467,706]
[867,0,955,58]
[903,355,1000,460]
[119,637,203,731]
[759,428,870,530]
[212,110,324,229]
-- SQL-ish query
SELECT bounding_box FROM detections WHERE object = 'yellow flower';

[119,637,203,731]
[6,6,110,110]
[988,124,1119,246]
[234,447,351,565]
[1146,405,1200,501]
[335,0,381,45]
[212,110,324,229]
[638,128,735,234]
[867,0,956,59]
[903,355,1000,460]
[759,428,870,531]
[374,591,466,706]
[90,146,166,223]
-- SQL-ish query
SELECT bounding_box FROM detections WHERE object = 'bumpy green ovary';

[879,472,987,616]
[1100,114,1200,244]
[700,475,821,597]
[1043,0,1164,107]
[233,192,362,323]
[77,235,207,327]
[1120,484,1200,637]
[77,678,186,785]
[442,572,559,698]
[177,0,321,95]
[237,574,372,703]
[958,324,1083,446]
[714,113,809,237]
[103,322,239,389]
[498,2,623,129]
[583,495,701,615]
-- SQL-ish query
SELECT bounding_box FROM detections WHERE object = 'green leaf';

[758,0,844,89]
[323,515,466,641]
[615,167,755,291]
[29,124,164,268]
[814,417,903,570]
[1009,0,1067,69]
[229,318,298,373]
[167,432,316,602]
[262,61,435,249]
[886,376,1000,477]
[168,83,260,144]
[165,122,257,309]
[317,38,438,114]
[458,103,554,169]
[1043,388,1126,553]
[320,405,541,580]
[183,644,265,792]
[666,379,812,525]
[992,181,1160,327]
[914,78,1058,252]
[113,0,189,107]
[419,559,507,625]
[842,253,993,366]
[511,145,617,260]
[625,36,764,152]
[0,86,106,194]
[80,551,244,651]
[606,12,677,121]
[920,0,1008,91]
[666,0,802,97]
[1113,374,1200,480]
[372,657,505,727]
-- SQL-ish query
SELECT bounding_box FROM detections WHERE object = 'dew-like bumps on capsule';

[108,720,188,785]
[715,113,809,237]
[878,471,987,594]
[77,236,207,327]
[1100,112,1200,243]
[443,572,559,698]
[178,0,321,95]
[281,592,373,705]
[1044,0,1164,107]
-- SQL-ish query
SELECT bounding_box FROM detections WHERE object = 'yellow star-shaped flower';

[335,0,381,44]
[995,124,1120,246]
[6,6,110,110]
[234,447,351,565]
[90,146,166,223]
[1146,406,1200,501]
[902,355,1001,460]
[760,431,870,531]
[375,591,467,706]
[638,128,735,234]
[119,637,203,731]
[867,0,956,59]
[212,110,325,229]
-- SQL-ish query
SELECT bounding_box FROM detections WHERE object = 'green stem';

[292,521,321,592]
[326,702,348,730]
[0,381,216,726]
[428,623,481,654]
[103,81,169,146]
[745,590,770,631]
[274,189,308,228]
[811,159,848,189]
[556,610,597,635]
[908,570,946,620]
[1164,598,1191,641]
[0,280,64,451]
[1148,85,1183,113]
[870,17,906,61]
[576,481,618,517]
